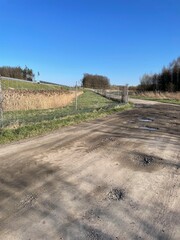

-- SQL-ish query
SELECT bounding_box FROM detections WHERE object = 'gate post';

[122,84,128,103]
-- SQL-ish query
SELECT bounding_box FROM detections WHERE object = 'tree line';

[138,57,180,91]
[82,73,110,89]
[0,66,35,81]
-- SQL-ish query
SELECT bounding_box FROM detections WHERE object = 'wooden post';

[75,81,77,110]
[122,85,128,103]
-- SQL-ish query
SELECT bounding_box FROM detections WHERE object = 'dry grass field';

[3,90,83,111]
[133,91,180,100]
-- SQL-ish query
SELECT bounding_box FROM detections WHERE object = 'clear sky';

[0,0,180,86]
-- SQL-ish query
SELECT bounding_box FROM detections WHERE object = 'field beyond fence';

[131,91,180,104]
[3,90,82,111]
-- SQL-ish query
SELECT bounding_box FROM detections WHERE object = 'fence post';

[126,84,129,102]
[122,84,128,103]
[75,81,78,110]
[0,76,3,129]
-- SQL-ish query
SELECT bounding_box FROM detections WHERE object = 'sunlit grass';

[1,79,68,90]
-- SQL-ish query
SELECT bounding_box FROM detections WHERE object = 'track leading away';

[0,100,180,240]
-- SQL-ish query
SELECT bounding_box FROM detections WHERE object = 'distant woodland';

[82,73,110,89]
[138,57,180,92]
[0,66,35,81]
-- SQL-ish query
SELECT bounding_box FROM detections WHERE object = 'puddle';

[107,188,125,201]
[140,126,158,131]
[138,117,154,122]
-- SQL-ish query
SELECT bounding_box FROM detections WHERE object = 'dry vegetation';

[3,90,82,111]
[133,91,180,100]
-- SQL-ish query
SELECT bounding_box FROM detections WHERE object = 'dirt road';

[0,100,180,240]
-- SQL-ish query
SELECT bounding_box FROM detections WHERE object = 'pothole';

[140,126,158,131]
[134,154,156,167]
[107,188,125,201]
[118,153,162,172]
[142,156,153,165]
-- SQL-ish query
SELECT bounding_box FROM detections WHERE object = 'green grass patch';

[1,79,68,90]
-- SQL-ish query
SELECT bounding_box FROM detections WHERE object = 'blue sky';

[0,0,180,86]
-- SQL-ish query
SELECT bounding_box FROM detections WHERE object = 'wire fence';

[0,77,128,130]
[94,86,128,103]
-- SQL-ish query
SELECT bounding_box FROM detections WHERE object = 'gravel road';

[0,99,180,240]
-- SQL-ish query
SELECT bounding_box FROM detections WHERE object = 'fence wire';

[0,77,128,130]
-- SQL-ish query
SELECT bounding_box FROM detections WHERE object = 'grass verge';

[0,103,132,144]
